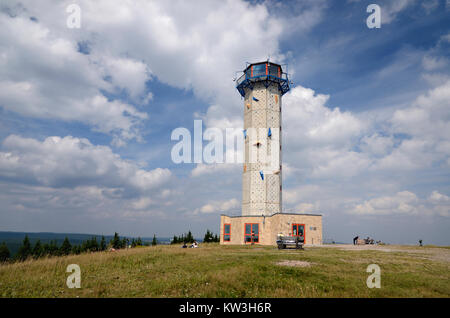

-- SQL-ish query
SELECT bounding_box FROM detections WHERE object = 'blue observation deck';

[236,61,290,97]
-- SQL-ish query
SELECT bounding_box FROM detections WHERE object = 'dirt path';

[315,244,450,263]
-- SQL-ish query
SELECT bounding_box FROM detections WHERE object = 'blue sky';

[0,0,449,244]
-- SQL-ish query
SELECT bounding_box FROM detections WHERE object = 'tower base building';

[220,213,322,246]
[219,61,323,246]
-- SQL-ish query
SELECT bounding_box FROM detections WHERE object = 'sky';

[0,0,449,245]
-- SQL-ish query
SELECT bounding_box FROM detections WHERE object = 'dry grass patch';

[276,260,312,267]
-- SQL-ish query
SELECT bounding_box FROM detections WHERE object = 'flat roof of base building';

[221,212,322,218]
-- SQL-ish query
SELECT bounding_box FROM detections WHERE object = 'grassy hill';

[0,244,449,297]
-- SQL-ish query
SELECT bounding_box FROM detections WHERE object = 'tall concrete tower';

[236,62,290,216]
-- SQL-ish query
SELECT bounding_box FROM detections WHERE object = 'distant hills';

[0,231,171,257]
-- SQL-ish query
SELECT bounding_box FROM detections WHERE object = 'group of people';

[353,235,380,245]
[181,241,199,248]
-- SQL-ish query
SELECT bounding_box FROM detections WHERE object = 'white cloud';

[422,55,449,71]
[284,86,364,148]
[101,56,152,101]
[360,134,394,157]
[0,10,150,145]
[0,0,325,145]
[0,135,171,192]
[351,191,420,216]
[421,0,440,14]
[191,163,239,177]
[382,0,416,24]
[350,190,450,217]
[194,198,240,215]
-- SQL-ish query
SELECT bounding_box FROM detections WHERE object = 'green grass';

[0,244,449,297]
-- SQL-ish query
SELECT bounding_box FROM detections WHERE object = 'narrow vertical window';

[223,224,231,242]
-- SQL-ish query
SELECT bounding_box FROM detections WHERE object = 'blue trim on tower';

[236,62,290,97]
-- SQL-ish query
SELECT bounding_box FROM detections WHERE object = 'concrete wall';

[220,213,322,246]
[242,82,282,216]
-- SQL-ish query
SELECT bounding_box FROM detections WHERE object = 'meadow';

[0,244,448,298]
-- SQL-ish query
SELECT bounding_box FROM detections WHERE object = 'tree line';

[171,229,219,244]
[0,229,220,262]
[0,232,152,263]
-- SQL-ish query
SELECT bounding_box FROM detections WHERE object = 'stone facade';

[220,213,322,246]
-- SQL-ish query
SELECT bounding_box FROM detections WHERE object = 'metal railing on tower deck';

[236,61,290,97]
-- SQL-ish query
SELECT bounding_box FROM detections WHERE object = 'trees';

[171,231,196,244]
[71,245,81,255]
[111,232,121,249]
[152,234,157,246]
[89,237,99,251]
[186,231,194,243]
[60,237,72,255]
[32,240,43,259]
[0,242,10,262]
[203,230,220,243]
[100,236,107,251]
[9,232,138,262]
[203,230,214,243]
[121,238,128,249]
[16,235,32,261]
[81,237,99,252]
[45,240,60,256]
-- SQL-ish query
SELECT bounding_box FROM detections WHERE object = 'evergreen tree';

[90,237,99,252]
[186,231,194,243]
[16,235,32,261]
[60,237,72,255]
[136,237,142,246]
[111,232,121,249]
[48,240,60,256]
[172,235,178,244]
[81,240,88,253]
[203,230,213,243]
[71,245,81,255]
[213,234,219,242]
[100,236,106,251]
[152,234,157,246]
[0,242,10,262]
[32,240,43,259]
[42,243,50,256]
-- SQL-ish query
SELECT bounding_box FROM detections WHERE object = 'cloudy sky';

[0,0,449,244]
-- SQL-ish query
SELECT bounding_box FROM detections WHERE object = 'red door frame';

[292,224,305,243]
[244,223,260,244]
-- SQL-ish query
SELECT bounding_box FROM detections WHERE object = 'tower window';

[244,223,259,243]
[223,224,231,242]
